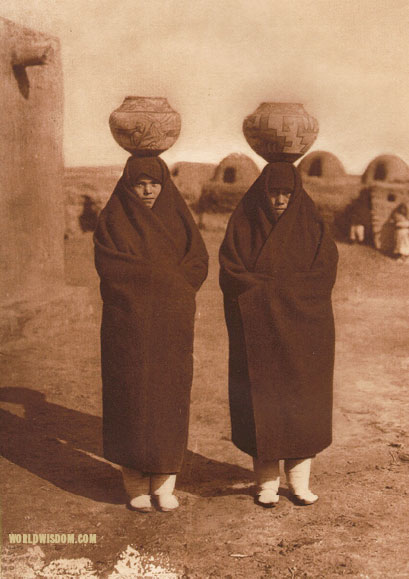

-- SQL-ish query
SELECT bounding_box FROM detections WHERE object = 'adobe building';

[298,150,347,182]
[196,153,260,217]
[296,151,361,236]
[0,17,89,344]
[64,165,122,238]
[170,162,216,206]
[362,154,409,185]
[362,155,409,251]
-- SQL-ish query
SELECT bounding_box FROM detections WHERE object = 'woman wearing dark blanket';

[219,162,338,507]
[94,157,208,512]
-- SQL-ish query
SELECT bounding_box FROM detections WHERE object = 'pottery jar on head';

[243,102,319,163]
[109,96,181,157]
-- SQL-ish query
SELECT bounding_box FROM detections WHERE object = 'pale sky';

[2,0,409,174]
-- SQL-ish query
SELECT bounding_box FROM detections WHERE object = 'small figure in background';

[391,203,409,262]
[349,221,365,244]
[347,194,370,244]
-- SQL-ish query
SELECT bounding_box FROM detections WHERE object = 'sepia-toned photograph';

[1,1,408,577]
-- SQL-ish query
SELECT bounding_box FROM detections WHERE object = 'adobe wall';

[0,17,64,303]
[370,183,409,251]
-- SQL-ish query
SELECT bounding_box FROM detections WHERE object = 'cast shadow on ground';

[179,453,305,507]
[178,450,254,498]
[0,386,125,504]
[0,387,254,504]
[178,453,305,506]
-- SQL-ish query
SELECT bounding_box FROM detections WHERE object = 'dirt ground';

[1,225,408,578]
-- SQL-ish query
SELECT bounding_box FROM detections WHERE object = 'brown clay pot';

[243,102,319,163]
[109,96,181,156]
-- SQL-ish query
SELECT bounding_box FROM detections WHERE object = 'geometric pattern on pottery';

[109,96,181,156]
[243,102,319,162]
[110,113,181,153]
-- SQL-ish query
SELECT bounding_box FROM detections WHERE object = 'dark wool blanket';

[219,162,338,460]
[94,157,208,473]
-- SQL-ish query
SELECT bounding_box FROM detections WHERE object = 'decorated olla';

[109,96,181,157]
[243,102,319,163]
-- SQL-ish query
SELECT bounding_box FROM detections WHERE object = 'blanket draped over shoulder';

[94,157,208,473]
[219,162,338,460]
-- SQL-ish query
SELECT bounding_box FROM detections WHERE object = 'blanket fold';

[219,162,338,459]
[94,157,208,472]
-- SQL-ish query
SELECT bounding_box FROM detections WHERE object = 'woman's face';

[268,188,292,218]
[132,174,162,208]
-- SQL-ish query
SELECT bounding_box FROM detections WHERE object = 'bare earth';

[1,226,408,578]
